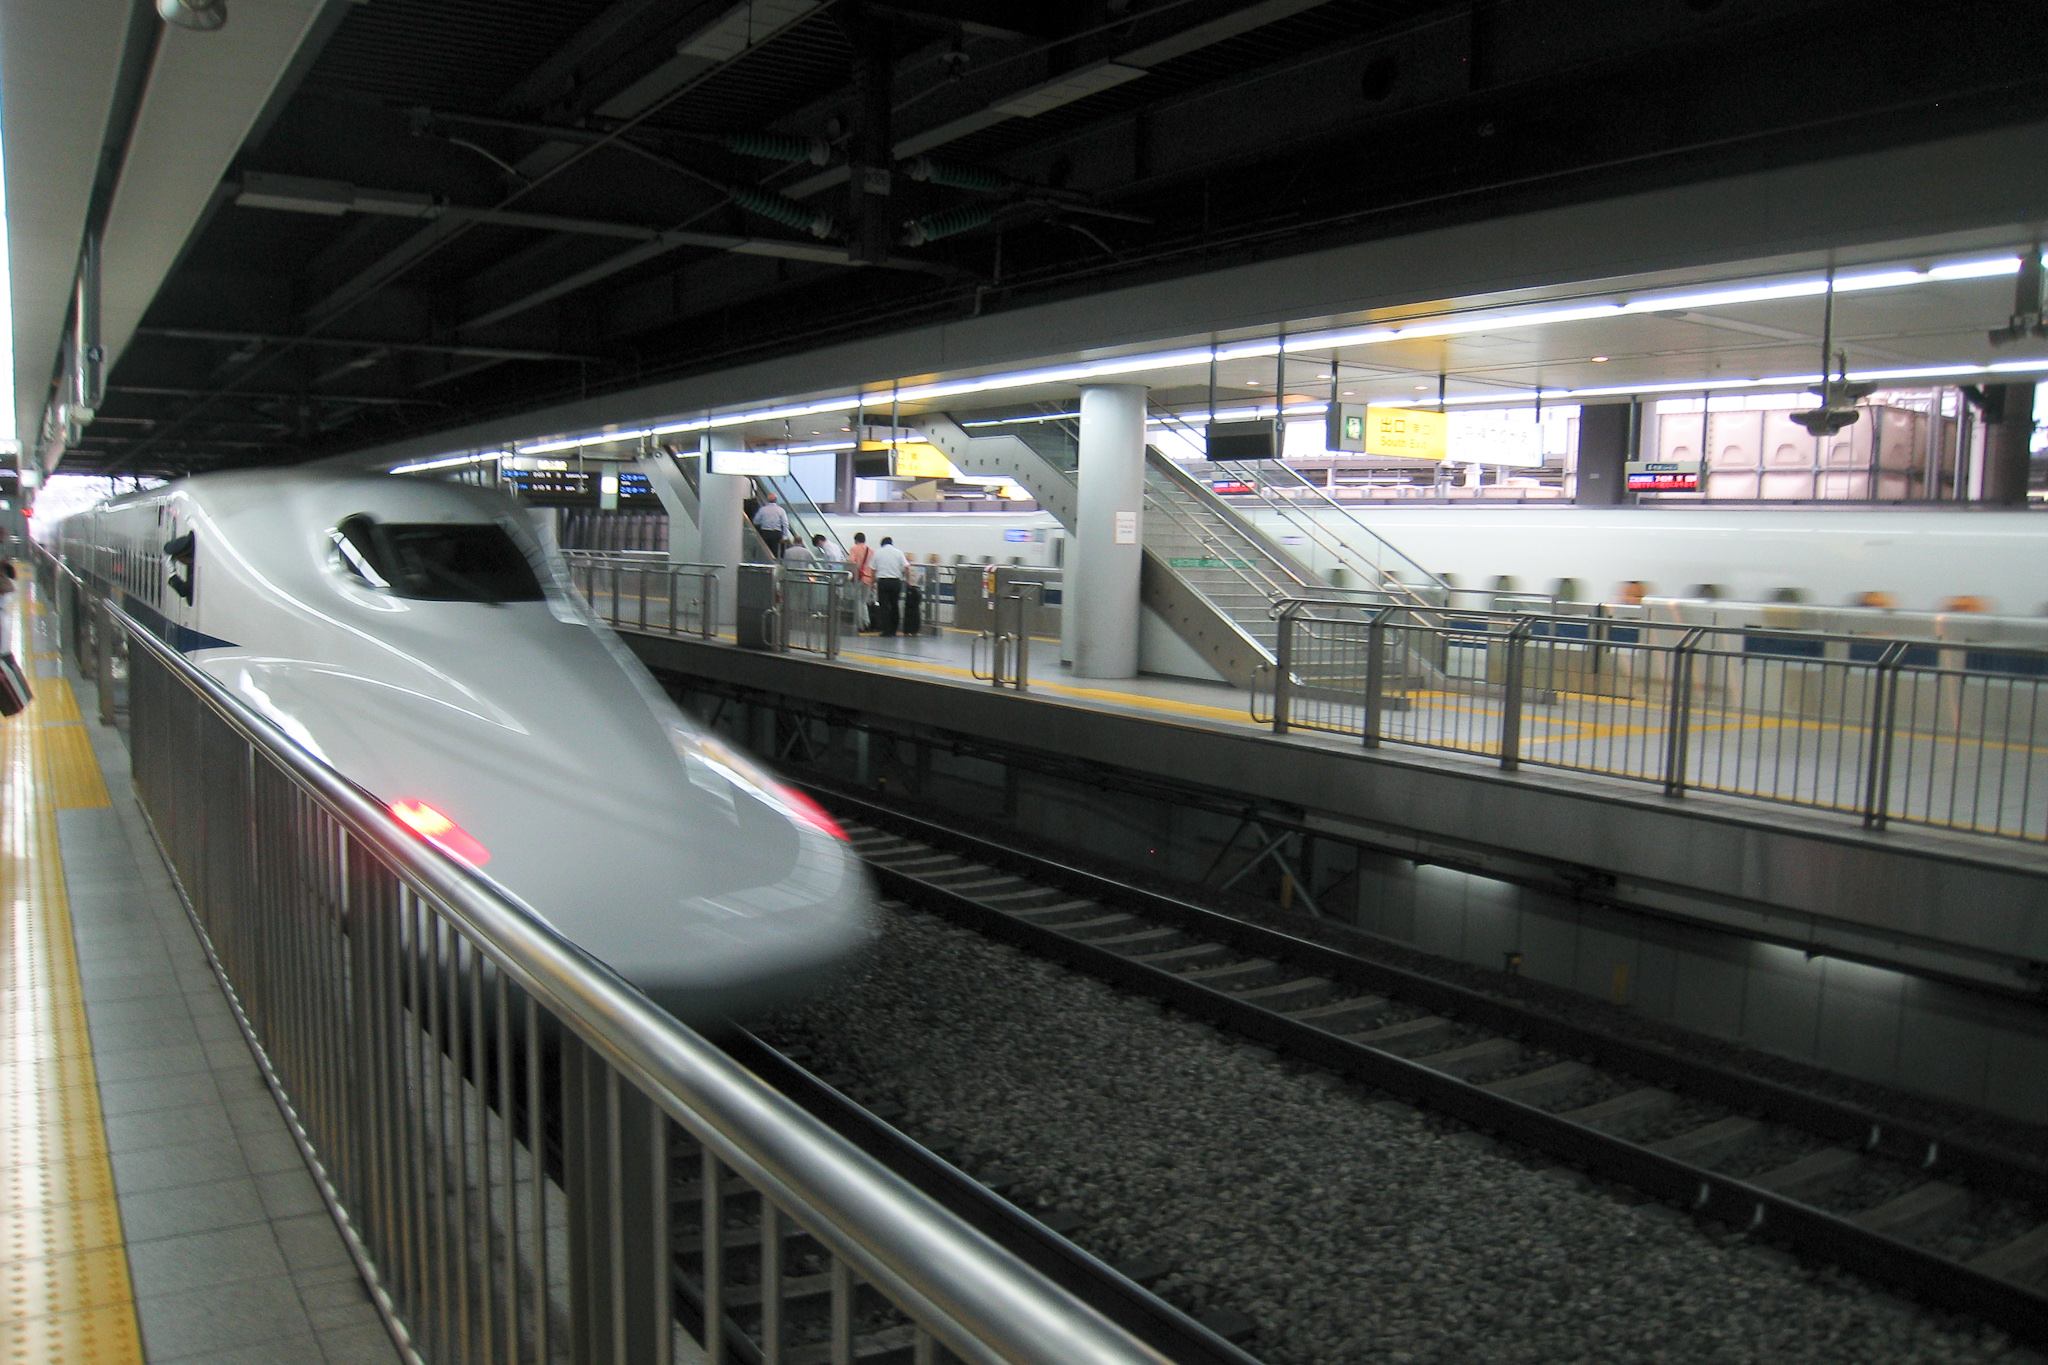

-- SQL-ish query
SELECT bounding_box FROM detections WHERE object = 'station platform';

[1,586,400,1364]
[628,616,2048,989]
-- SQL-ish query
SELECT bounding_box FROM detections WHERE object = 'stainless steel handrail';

[1261,596,2048,844]
[103,598,1169,1365]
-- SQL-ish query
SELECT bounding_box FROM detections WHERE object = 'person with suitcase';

[870,537,908,636]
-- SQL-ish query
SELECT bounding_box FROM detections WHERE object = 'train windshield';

[333,516,546,603]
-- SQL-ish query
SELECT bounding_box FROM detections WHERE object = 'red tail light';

[777,786,847,840]
[389,799,492,867]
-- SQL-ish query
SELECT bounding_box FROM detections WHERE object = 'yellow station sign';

[1364,408,1448,461]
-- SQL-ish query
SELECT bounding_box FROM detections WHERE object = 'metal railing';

[1260,598,2048,843]
[562,551,720,640]
[970,580,1045,691]
[79,586,1166,1365]
[778,566,852,660]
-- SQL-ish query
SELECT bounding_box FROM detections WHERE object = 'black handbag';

[0,652,31,717]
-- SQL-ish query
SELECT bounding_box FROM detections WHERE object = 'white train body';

[59,470,873,1021]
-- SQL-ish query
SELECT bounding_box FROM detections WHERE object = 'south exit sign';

[1327,404,1448,460]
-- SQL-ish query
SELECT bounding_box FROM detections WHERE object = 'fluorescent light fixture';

[961,411,1082,427]
[390,451,500,474]
[773,440,857,453]
[392,248,2040,472]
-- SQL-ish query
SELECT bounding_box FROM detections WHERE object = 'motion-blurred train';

[56,471,874,1021]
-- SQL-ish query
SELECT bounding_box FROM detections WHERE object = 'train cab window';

[332,515,544,603]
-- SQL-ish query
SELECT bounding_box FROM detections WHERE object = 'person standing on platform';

[751,491,789,560]
[847,532,876,630]
[870,536,909,636]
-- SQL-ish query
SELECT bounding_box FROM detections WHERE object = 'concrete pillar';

[699,433,747,626]
[1070,384,1148,678]
[1982,382,2036,507]
[1575,401,1637,506]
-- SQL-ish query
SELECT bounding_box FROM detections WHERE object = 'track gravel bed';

[764,903,2030,1364]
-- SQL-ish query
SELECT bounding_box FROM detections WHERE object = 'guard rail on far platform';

[79,583,1167,1365]
[562,550,720,640]
[1259,597,2048,844]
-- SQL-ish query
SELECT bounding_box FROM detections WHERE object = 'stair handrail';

[1146,404,1449,609]
[1139,463,1316,620]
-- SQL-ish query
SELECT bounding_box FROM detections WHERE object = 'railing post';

[826,576,843,661]
[1272,602,1298,734]
[1862,641,1909,830]
[1497,619,1534,770]
[1662,627,1707,797]
[667,567,679,636]
[1363,606,1395,749]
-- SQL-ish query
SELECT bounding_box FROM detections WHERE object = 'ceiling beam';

[135,325,596,363]
[109,383,435,406]
[781,0,1339,198]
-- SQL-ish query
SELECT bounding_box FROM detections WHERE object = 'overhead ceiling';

[50,0,2048,476]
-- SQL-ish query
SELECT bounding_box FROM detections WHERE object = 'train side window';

[330,515,544,603]
[164,532,196,603]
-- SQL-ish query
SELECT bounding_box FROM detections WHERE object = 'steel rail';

[105,600,1172,1365]
[802,780,2048,1347]
[720,1031,1264,1365]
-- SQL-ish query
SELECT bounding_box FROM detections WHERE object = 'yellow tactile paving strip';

[0,590,139,1363]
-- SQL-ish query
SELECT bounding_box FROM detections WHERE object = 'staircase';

[913,413,1411,688]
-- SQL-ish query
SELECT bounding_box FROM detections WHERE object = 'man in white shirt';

[869,536,909,636]
[781,537,814,566]
[751,491,789,559]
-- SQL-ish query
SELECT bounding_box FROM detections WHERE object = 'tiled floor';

[7,585,404,1365]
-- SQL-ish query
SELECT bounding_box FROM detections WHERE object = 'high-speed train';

[57,470,875,1021]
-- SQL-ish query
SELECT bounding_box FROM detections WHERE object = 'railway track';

[790,780,2048,1350]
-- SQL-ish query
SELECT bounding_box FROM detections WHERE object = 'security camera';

[158,0,227,31]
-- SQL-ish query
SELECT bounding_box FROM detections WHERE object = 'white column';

[636,453,699,562]
[698,433,747,626]
[1070,383,1148,678]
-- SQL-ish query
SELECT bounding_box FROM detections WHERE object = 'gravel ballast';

[764,903,2034,1365]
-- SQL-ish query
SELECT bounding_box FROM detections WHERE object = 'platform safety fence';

[562,550,719,641]
[83,585,1164,1365]
[1257,599,2048,844]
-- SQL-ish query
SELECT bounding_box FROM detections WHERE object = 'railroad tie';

[1007,899,1100,918]
[1177,957,1278,989]
[1285,995,1390,1030]
[1129,941,1233,968]
[1348,1015,1457,1056]
[1230,975,1334,1008]
[1416,1038,1524,1081]
[1969,1224,2048,1283]
[1647,1116,1764,1168]
[1748,1147,1861,1198]
[1054,913,1149,935]
[1088,927,1182,952]
[1560,1087,1676,1135]
[1852,1182,1970,1241]
[1481,1060,1595,1107]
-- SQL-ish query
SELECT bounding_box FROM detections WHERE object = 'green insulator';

[730,187,833,239]
[901,204,997,247]
[724,132,829,166]
[901,155,1006,193]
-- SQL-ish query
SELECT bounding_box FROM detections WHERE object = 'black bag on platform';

[0,652,31,717]
[901,584,923,636]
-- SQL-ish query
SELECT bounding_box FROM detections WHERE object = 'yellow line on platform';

[0,592,141,1363]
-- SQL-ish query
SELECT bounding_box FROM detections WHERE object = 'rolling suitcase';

[901,583,923,636]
